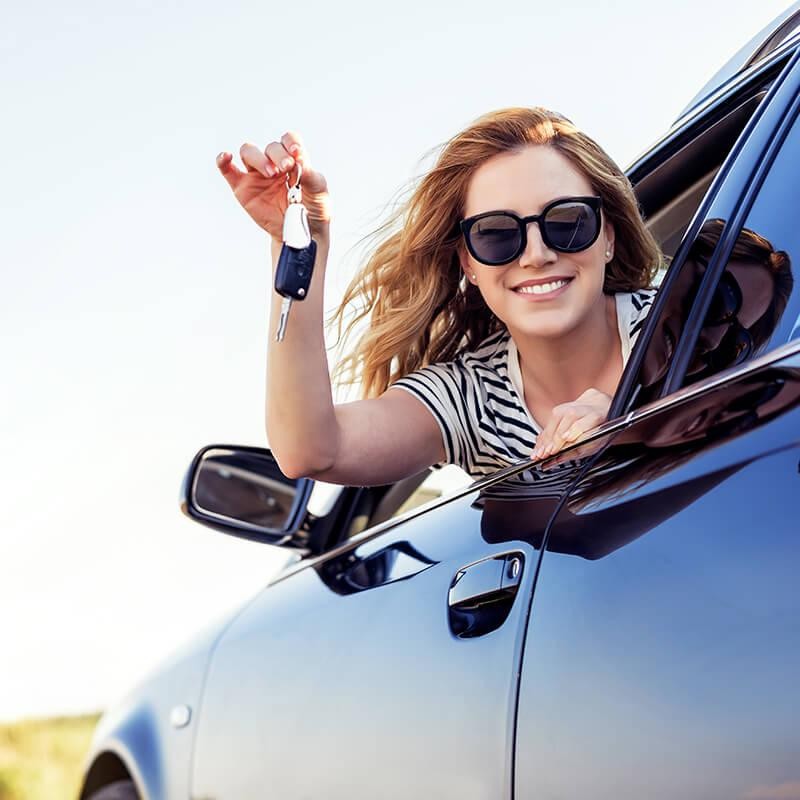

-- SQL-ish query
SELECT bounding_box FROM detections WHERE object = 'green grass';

[0,713,101,800]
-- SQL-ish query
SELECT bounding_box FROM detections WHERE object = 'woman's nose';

[518,221,557,267]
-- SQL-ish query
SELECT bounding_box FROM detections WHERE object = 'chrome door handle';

[448,553,523,609]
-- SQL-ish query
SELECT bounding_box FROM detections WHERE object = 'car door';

[189,473,543,800]
[514,42,800,799]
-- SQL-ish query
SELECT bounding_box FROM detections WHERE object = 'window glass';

[687,111,800,372]
[676,112,800,392]
[390,465,471,518]
[630,107,800,408]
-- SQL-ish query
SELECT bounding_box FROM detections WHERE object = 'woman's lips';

[512,276,573,300]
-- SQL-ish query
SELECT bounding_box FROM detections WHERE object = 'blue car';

[81,6,800,798]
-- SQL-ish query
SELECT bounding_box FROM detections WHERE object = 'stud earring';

[605,250,612,259]
[471,273,477,280]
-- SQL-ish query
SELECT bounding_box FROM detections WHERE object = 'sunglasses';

[460,196,603,266]
[704,270,754,369]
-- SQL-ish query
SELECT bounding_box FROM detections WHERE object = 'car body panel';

[190,493,542,800]
[81,610,245,800]
[514,357,800,799]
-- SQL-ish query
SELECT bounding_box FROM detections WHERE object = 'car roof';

[674,1,800,125]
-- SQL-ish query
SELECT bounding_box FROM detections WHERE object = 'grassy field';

[0,713,101,800]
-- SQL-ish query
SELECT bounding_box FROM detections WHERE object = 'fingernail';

[264,164,275,176]
[289,144,300,155]
[216,151,226,162]
[281,158,293,170]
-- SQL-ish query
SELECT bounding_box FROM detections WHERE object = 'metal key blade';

[276,296,293,342]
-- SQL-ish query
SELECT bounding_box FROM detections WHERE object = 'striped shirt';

[391,289,657,484]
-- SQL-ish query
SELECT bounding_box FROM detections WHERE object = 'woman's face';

[460,144,614,341]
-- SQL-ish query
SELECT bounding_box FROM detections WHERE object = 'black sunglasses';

[460,196,603,266]
[704,270,754,369]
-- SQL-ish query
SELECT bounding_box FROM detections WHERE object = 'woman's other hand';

[216,131,331,242]
[532,388,612,460]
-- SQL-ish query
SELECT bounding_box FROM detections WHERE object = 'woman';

[216,107,663,486]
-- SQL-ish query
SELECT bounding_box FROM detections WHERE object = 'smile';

[513,277,573,297]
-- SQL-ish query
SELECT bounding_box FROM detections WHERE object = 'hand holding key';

[274,164,318,341]
[216,131,331,242]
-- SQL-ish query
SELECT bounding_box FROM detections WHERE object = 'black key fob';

[274,240,317,300]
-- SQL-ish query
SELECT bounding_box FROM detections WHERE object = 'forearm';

[265,231,340,477]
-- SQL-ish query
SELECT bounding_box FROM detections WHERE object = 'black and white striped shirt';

[391,289,657,482]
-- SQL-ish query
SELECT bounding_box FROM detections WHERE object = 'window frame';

[610,45,800,420]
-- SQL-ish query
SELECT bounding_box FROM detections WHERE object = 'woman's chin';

[506,312,580,342]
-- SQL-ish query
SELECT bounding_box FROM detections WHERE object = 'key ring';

[286,161,302,192]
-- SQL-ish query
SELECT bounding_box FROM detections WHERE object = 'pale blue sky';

[1,0,792,721]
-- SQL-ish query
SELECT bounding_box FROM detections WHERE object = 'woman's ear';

[604,222,615,263]
[458,244,478,284]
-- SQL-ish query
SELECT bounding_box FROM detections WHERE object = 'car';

[80,6,800,799]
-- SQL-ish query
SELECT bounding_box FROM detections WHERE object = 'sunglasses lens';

[707,272,742,324]
[544,201,599,251]
[468,214,522,264]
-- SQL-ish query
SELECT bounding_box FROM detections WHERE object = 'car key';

[275,164,316,342]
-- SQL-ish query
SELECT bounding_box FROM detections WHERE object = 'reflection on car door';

[513,347,800,799]
[190,488,539,800]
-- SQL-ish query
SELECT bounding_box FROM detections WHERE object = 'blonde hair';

[332,107,664,398]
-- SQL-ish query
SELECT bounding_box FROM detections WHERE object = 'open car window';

[672,105,800,393]
[635,89,800,411]
[618,54,799,413]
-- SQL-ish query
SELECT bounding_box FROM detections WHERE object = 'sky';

[1,0,794,722]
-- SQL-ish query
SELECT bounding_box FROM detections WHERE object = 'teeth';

[516,279,568,295]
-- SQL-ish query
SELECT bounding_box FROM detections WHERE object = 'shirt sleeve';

[390,362,476,468]
[629,287,658,344]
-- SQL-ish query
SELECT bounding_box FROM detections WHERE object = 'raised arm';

[217,133,445,485]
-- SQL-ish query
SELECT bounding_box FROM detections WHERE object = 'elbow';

[266,416,339,480]
[268,440,337,481]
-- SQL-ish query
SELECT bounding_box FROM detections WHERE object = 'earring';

[471,273,477,280]
[605,250,612,259]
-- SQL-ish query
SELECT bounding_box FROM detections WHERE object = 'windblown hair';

[332,107,664,398]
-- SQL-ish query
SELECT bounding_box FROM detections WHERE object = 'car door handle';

[448,553,524,638]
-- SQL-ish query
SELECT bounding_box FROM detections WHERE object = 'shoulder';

[389,329,513,426]
[457,328,511,369]
[395,328,510,383]
[616,287,658,337]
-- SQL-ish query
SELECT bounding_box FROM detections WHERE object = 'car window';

[679,109,800,383]
[632,80,772,262]
[390,464,471,518]
[654,105,800,400]
[621,75,799,411]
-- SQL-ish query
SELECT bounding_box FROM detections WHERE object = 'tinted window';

[698,113,800,355]
[629,105,800,409]
[678,112,800,390]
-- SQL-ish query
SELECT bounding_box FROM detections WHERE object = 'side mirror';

[180,444,314,548]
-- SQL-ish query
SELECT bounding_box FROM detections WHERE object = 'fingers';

[218,132,326,192]
[216,151,244,191]
[532,389,613,462]
[275,132,328,194]
[533,406,578,460]
[553,408,583,447]
[532,406,603,460]
[242,142,276,178]
[281,130,304,159]
[265,140,295,175]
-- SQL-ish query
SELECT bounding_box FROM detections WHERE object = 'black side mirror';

[180,444,314,548]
